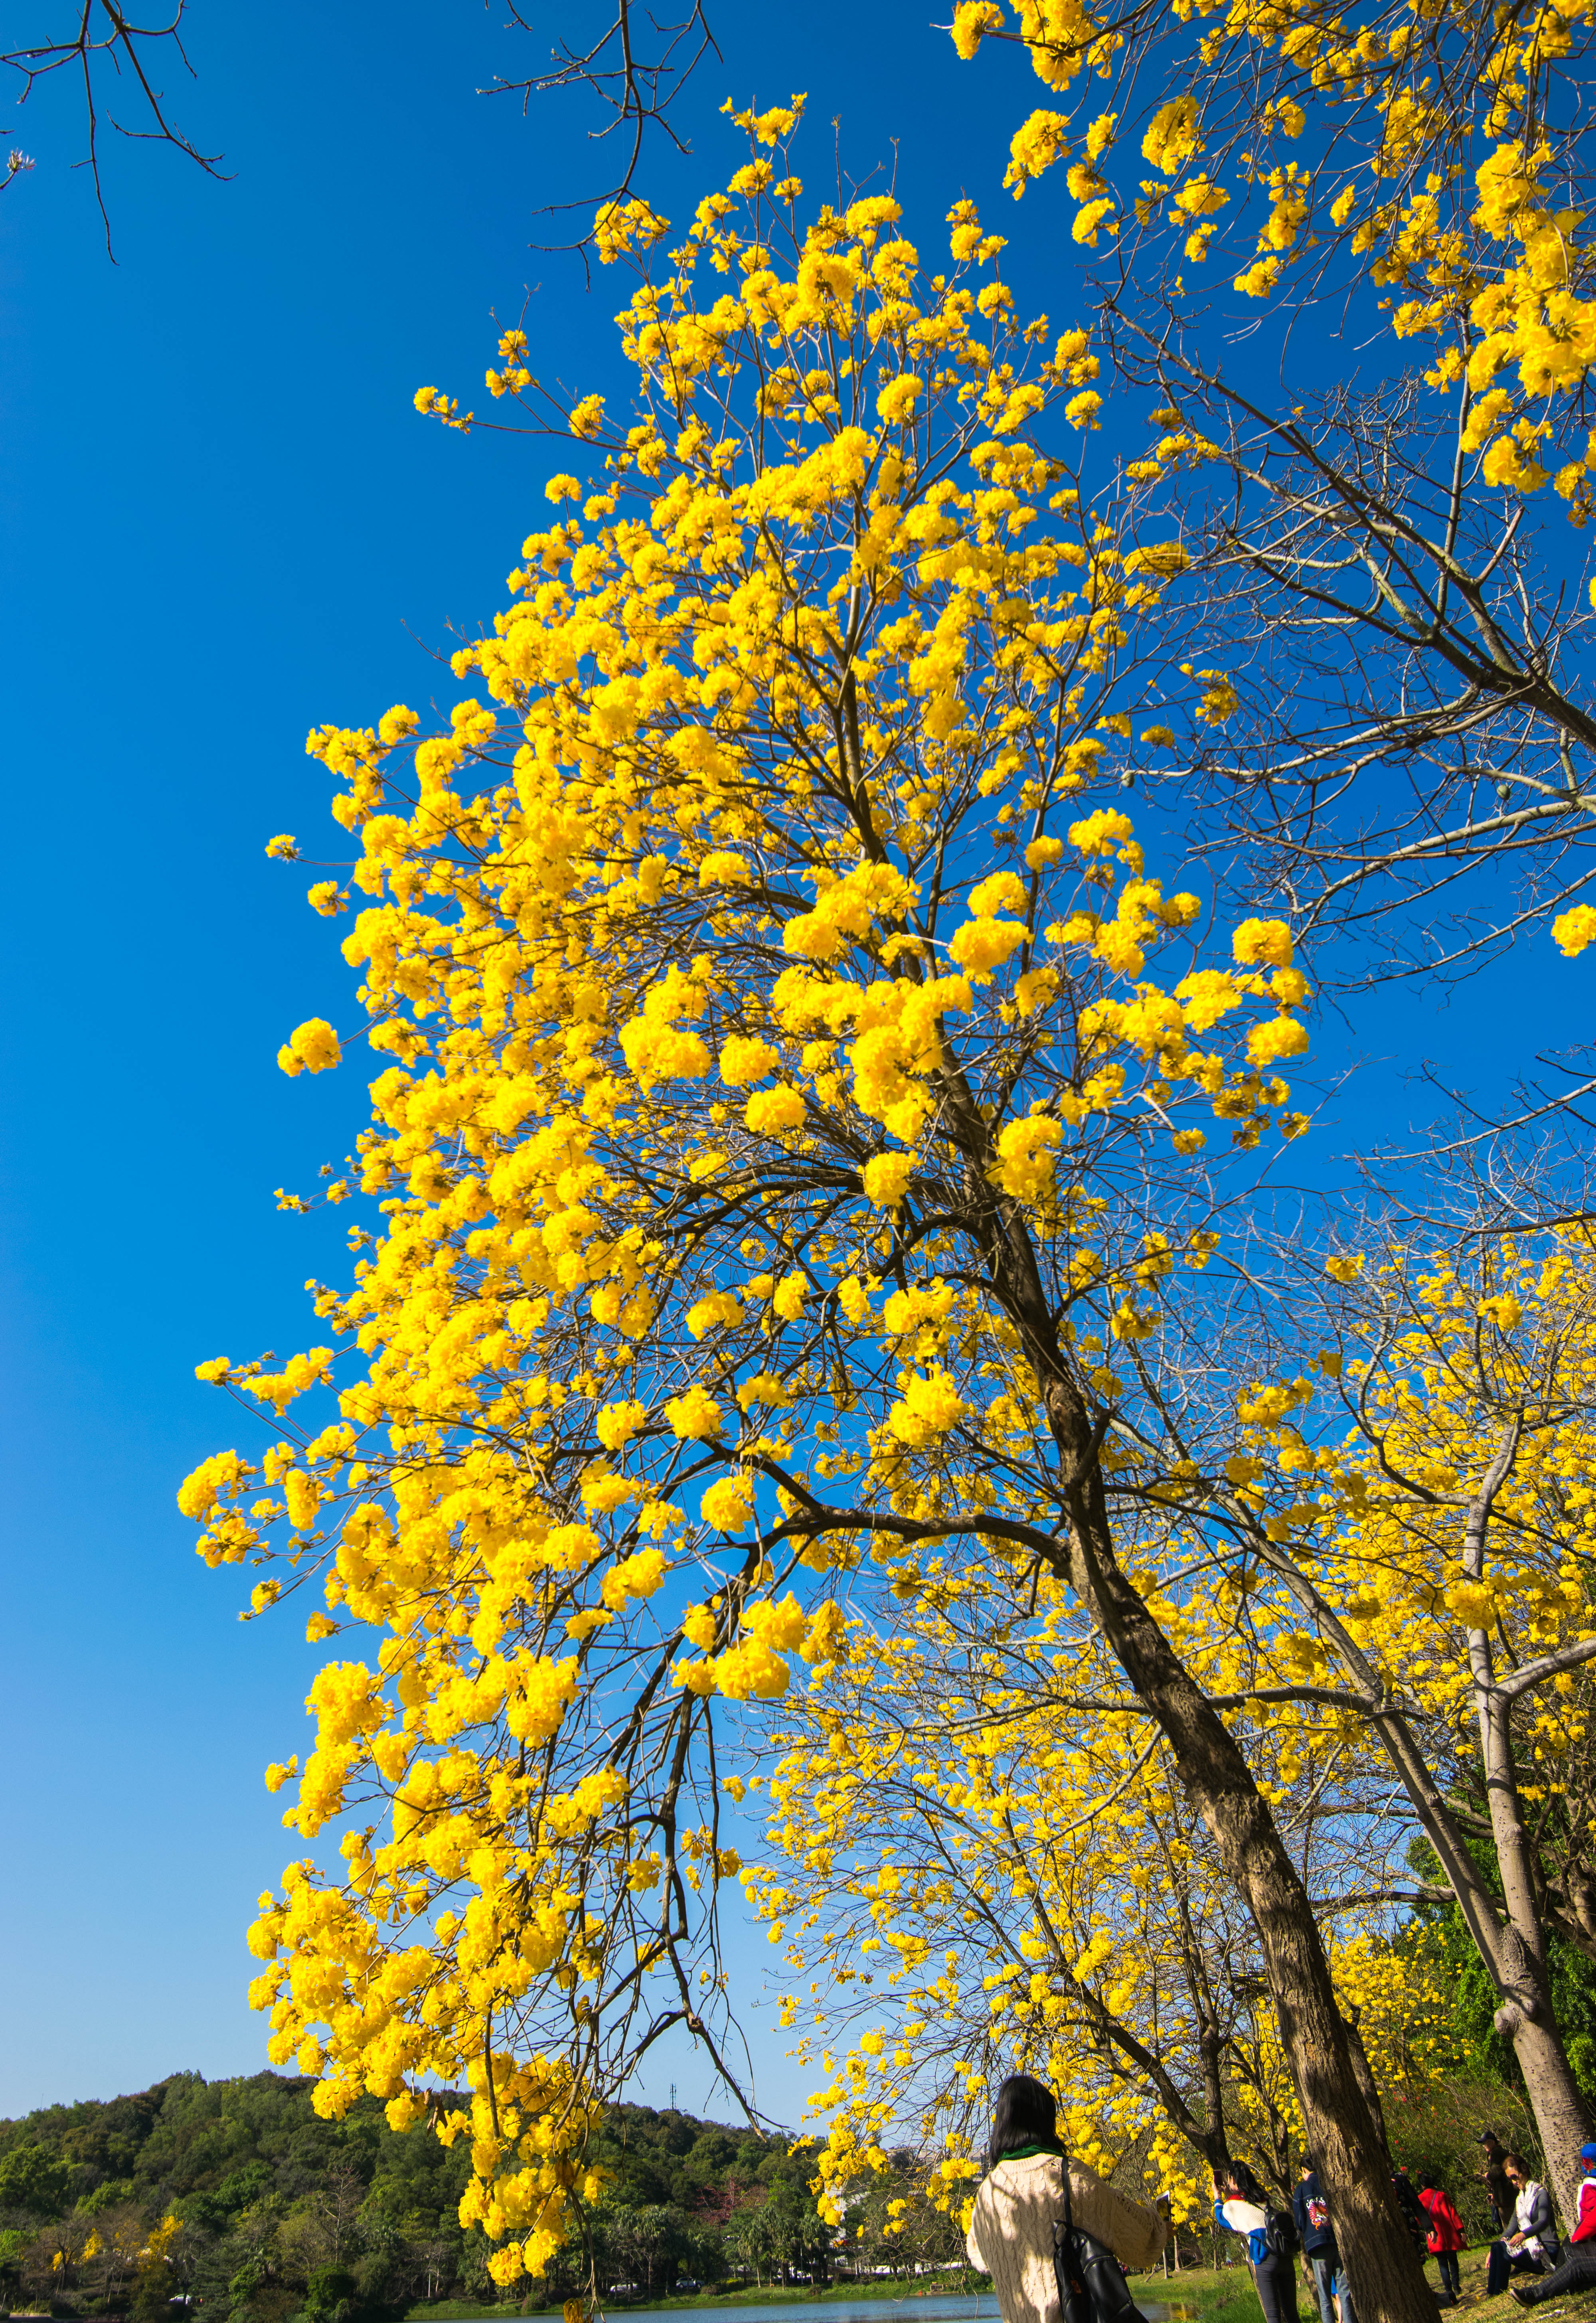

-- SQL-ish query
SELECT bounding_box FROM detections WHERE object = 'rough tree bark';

[1465,1445,1594,2219]
[952,1142,1438,2323]
[1047,1438,1430,2323]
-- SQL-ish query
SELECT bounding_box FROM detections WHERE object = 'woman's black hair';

[1417,2172,1438,2192]
[986,2074,1063,2170]
[1226,2160,1267,2205]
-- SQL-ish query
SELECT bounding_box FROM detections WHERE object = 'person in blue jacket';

[1293,2155,1353,2323]
[1215,2162,1299,2323]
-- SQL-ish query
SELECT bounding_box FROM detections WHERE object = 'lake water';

[515,2299,1200,2323]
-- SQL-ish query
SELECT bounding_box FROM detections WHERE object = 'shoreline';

[404,2266,1255,2322]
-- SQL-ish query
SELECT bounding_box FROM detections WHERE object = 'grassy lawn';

[1129,2262,1275,2323]
[1136,2247,1596,2323]
[1424,2243,1596,2319]
[406,2287,986,2320]
[406,2263,1272,2321]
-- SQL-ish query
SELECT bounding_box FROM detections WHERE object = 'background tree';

[0,2145,72,2217]
[948,1203,1596,2218]
[748,1561,1447,2222]
[1219,1223,1596,2211]
[0,2070,851,2315]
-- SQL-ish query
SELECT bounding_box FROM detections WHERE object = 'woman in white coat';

[966,2075,1167,2323]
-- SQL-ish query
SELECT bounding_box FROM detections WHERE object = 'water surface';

[516,2297,1199,2323]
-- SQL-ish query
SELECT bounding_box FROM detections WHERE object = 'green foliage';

[592,2105,808,2212]
[80,2179,139,2217]
[523,2106,843,2303]
[1385,2071,1541,2245]
[0,2142,73,2217]
[0,2075,878,2315]
[1403,1835,1596,2107]
[1386,1831,1596,2241]
[0,2072,469,2232]
[304,2264,361,2323]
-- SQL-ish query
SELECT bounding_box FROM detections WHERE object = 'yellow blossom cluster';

[952,0,1596,520]
[747,1575,1452,2230]
[1237,1232,1596,1778]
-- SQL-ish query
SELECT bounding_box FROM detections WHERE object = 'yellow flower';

[745,1084,806,1132]
[596,1399,648,1449]
[1553,903,1596,957]
[701,1476,754,1532]
[601,1547,669,1608]
[665,1384,723,1439]
[1231,918,1295,970]
[862,1153,915,1208]
[877,374,923,425]
[1246,1015,1310,1068]
[951,0,1006,61]
[992,1113,1063,1199]
[277,1019,342,1077]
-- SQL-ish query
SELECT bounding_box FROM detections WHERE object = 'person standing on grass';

[1293,2155,1351,2323]
[964,2074,1166,2323]
[1486,2154,1560,2295]
[1415,2171,1466,2307]
[1214,2162,1299,2323]
[1478,2131,1515,2232]
[1391,2165,1427,2254]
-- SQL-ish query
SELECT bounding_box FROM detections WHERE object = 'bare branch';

[487,0,720,263]
[3,2,223,254]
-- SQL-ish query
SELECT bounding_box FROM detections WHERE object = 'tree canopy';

[0,2073,850,2318]
[173,1,1596,2319]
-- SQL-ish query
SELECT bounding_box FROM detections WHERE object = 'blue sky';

[0,0,1041,2133]
[0,0,1567,2127]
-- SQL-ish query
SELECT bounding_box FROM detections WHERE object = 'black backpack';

[1052,2163,1149,2323]
[1391,2171,1428,2250]
[1263,2203,1300,2261]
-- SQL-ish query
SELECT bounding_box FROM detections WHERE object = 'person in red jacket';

[1416,2172,1466,2306]
[1511,2141,1596,2305]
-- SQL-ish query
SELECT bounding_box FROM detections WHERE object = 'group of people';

[962,2074,1596,2323]
[1474,2129,1596,2307]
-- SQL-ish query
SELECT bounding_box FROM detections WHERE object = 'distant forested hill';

[0,2073,963,2321]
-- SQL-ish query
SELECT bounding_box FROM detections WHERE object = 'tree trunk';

[1046,1445,1430,2323]
[1342,2004,1390,2152]
[1238,1462,1594,2224]
[1198,2024,1229,2179]
[1465,1446,1592,2220]
[1177,1896,1233,2179]
[1477,1676,1593,2219]
[955,1144,1436,2323]
[1333,1691,1590,2214]
[1502,2006,1593,2217]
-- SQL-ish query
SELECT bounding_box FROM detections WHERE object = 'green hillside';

[0,2074,964,2323]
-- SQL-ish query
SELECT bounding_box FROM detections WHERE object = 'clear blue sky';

[0,0,1564,2126]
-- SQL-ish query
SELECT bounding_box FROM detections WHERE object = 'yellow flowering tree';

[184,109,1429,2317]
[952,0,1596,1015]
[745,1576,1449,2224]
[1177,1225,1596,2215]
